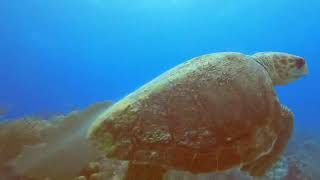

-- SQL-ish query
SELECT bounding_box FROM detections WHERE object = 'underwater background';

[0,0,319,179]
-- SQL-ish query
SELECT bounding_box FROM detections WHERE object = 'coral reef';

[0,102,112,180]
[282,131,320,180]
[0,102,319,180]
[76,158,127,180]
[0,118,49,167]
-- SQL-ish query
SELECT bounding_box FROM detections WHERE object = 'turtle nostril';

[296,58,305,69]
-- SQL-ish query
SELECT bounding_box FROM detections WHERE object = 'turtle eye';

[295,58,305,69]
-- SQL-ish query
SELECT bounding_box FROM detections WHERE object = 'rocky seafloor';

[0,103,319,180]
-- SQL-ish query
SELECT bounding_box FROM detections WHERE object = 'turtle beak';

[295,58,305,69]
[296,58,308,76]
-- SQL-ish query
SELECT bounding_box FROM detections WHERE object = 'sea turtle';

[88,52,308,179]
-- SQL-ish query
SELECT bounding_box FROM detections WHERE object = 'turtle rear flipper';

[241,105,294,176]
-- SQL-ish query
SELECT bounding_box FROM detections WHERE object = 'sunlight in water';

[86,0,247,21]
[89,0,195,10]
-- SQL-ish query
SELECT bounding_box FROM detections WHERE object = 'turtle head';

[252,52,308,85]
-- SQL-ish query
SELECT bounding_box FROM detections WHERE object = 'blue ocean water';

[1,1,320,179]
[0,0,319,131]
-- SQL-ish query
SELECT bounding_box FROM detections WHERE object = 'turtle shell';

[88,52,283,173]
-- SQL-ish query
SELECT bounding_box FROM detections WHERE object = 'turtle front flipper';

[241,105,294,176]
